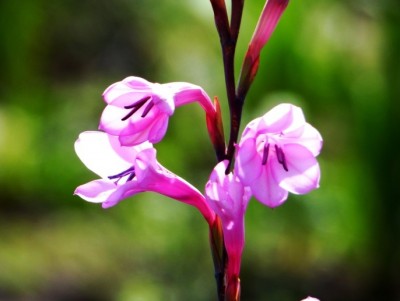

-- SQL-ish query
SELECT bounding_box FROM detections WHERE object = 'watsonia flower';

[100,76,216,146]
[74,131,215,224]
[205,160,252,300]
[235,103,322,208]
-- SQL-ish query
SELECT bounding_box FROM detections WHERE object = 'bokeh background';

[1,0,399,300]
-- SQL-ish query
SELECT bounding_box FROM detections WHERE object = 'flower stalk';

[209,216,227,301]
[207,1,294,300]
[208,1,246,299]
[74,1,322,300]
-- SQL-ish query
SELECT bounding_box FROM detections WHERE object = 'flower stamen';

[141,101,155,117]
[262,143,270,165]
[121,96,152,121]
[274,145,288,171]
[108,166,136,183]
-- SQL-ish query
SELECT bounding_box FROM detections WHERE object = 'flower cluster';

[205,103,322,298]
[75,78,216,224]
[74,1,323,300]
[75,81,321,220]
[75,80,322,296]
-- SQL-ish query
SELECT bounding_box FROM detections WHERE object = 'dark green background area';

[0,0,399,300]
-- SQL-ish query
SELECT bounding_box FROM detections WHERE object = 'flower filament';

[108,166,136,183]
[121,96,153,121]
[274,144,288,171]
[261,139,289,172]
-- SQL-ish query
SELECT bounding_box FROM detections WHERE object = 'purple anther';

[274,145,288,171]
[262,143,270,165]
[121,96,152,121]
[141,101,155,118]
[108,166,136,183]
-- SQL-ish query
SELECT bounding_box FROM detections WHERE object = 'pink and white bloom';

[300,297,320,301]
[100,76,216,146]
[205,160,252,284]
[74,131,215,224]
[235,103,322,208]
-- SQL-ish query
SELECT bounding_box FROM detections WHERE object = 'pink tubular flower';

[205,160,251,295]
[235,103,322,208]
[248,0,289,54]
[238,0,289,100]
[74,131,215,225]
[100,76,216,146]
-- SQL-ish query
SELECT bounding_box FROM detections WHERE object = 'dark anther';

[141,101,154,117]
[262,143,270,165]
[124,96,151,109]
[274,145,289,171]
[121,96,152,121]
[126,172,136,182]
[108,166,136,183]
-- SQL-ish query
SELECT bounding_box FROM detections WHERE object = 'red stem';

[209,1,245,300]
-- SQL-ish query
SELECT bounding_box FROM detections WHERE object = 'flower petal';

[273,144,320,194]
[147,114,169,143]
[151,83,175,115]
[75,178,144,208]
[100,102,169,146]
[235,138,263,186]
[131,148,216,224]
[101,181,145,208]
[123,76,153,89]
[100,103,160,135]
[117,114,169,146]
[173,84,215,114]
[240,117,261,140]
[102,77,153,106]
[205,161,251,278]
[292,123,323,156]
[74,131,135,178]
[260,103,305,134]
[276,122,322,156]
[205,160,251,229]
[250,164,289,207]
[150,170,216,225]
[74,179,117,203]
[99,105,131,135]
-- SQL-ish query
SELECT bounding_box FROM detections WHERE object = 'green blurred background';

[0,0,399,300]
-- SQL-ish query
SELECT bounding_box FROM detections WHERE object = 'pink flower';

[74,131,215,224]
[100,76,215,146]
[235,103,322,208]
[300,297,320,301]
[205,161,252,285]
